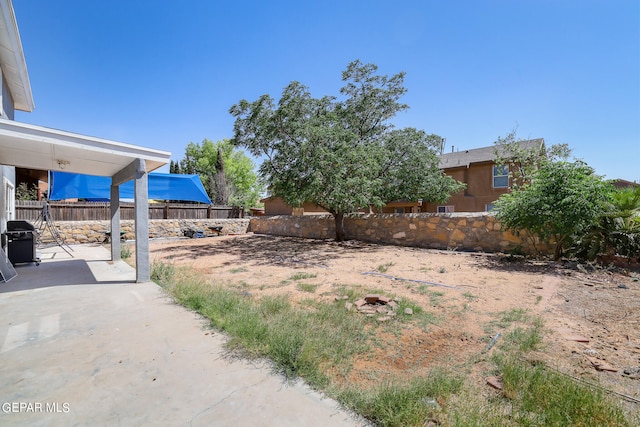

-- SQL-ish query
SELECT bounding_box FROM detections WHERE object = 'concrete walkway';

[0,244,366,426]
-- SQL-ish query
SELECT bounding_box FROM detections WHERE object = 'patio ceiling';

[0,118,170,176]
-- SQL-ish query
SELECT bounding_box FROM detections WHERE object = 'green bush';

[572,186,640,262]
[495,161,612,260]
[120,244,132,260]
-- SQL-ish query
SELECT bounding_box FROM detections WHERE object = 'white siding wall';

[1,70,15,120]
[0,165,16,244]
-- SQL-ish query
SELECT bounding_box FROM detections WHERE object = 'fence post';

[164,203,169,219]
[207,205,212,219]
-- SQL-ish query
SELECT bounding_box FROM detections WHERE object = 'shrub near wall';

[38,219,250,244]
[249,213,549,255]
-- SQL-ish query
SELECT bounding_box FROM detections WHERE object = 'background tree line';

[170,139,264,209]
[170,59,638,262]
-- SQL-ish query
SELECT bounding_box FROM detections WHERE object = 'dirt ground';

[147,234,640,406]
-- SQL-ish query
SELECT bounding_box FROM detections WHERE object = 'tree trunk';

[214,148,228,205]
[334,212,346,242]
[554,243,562,261]
[553,235,564,261]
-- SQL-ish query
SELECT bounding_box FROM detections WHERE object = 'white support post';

[133,161,150,282]
[110,183,120,261]
[113,158,149,283]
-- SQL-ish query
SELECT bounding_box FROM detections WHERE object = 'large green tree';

[176,139,263,209]
[230,60,464,241]
[494,160,612,260]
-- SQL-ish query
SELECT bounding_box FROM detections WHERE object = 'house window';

[485,203,495,212]
[493,165,509,188]
[4,178,15,221]
[437,205,454,213]
[394,207,405,214]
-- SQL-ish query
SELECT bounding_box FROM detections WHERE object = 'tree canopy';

[230,60,464,240]
[173,139,263,209]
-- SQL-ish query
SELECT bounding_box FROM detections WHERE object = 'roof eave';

[0,0,34,112]
[438,138,545,169]
[0,118,171,176]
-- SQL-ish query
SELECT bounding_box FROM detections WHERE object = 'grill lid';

[7,220,36,231]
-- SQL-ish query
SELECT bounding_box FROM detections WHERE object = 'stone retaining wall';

[38,219,250,244]
[249,213,550,255]
[37,214,548,256]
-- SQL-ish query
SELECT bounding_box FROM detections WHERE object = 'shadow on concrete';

[0,260,96,293]
[0,258,131,293]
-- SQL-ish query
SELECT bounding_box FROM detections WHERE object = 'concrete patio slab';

[0,244,366,426]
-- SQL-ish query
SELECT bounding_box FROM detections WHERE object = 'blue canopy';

[49,171,212,204]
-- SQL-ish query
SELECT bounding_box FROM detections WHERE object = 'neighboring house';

[374,200,422,214]
[15,167,47,199]
[422,139,545,213]
[261,197,422,216]
[261,196,329,216]
[262,139,544,216]
[0,0,171,282]
[612,179,639,189]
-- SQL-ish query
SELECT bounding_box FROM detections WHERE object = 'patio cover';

[49,171,212,204]
[0,0,171,283]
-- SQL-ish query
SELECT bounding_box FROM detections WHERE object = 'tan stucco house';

[422,139,545,213]
[262,139,544,216]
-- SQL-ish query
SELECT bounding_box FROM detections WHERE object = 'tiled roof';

[438,139,544,169]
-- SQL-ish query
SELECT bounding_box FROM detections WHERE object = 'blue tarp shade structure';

[49,171,212,204]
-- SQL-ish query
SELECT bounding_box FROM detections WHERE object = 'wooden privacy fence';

[16,201,243,221]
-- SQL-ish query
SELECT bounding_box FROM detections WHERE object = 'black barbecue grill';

[6,220,40,265]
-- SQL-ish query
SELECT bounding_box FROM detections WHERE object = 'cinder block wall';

[38,219,250,244]
[249,213,548,255]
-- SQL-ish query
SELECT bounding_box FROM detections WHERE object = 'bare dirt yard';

[147,234,640,407]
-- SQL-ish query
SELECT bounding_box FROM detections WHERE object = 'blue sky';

[12,0,640,182]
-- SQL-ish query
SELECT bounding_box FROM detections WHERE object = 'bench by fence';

[16,201,243,221]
